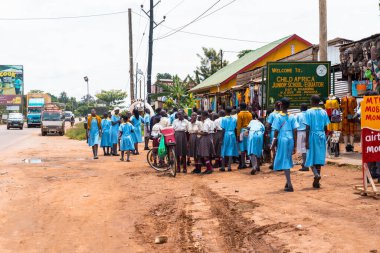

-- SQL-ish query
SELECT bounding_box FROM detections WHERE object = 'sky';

[0,0,378,104]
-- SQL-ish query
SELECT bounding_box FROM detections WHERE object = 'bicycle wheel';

[167,146,177,177]
[147,149,169,172]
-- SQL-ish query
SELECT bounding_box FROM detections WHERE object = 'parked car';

[7,113,24,130]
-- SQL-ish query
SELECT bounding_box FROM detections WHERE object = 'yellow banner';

[361,95,380,130]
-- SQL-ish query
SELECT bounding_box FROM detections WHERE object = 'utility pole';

[319,0,327,61]
[220,49,223,69]
[135,62,138,100]
[128,8,135,101]
[141,1,165,105]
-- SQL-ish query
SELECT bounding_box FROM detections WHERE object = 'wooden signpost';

[354,95,380,197]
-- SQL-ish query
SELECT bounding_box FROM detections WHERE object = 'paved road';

[0,124,40,151]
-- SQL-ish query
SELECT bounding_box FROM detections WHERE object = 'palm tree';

[150,75,193,109]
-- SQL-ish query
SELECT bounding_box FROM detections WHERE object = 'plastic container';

[161,127,176,145]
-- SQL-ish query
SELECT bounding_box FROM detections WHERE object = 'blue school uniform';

[247,120,265,157]
[296,111,307,131]
[111,115,120,144]
[220,116,239,157]
[305,108,330,167]
[130,115,143,143]
[267,110,280,143]
[272,113,299,171]
[100,119,112,147]
[119,123,135,151]
[88,118,100,147]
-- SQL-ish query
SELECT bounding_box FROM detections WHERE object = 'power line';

[164,0,187,16]
[155,0,222,40]
[0,10,129,21]
[132,10,270,44]
[196,0,238,22]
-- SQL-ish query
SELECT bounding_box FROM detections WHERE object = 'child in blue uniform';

[130,109,143,155]
[271,98,299,192]
[247,113,265,175]
[220,107,239,172]
[266,101,281,170]
[296,104,309,171]
[119,115,135,162]
[100,112,112,156]
[111,108,121,156]
[305,95,330,188]
[87,109,102,159]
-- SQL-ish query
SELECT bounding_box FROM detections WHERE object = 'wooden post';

[319,0,328,61]
[128,8,135,101]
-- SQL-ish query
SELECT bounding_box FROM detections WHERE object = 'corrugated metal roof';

[190,34,306,93]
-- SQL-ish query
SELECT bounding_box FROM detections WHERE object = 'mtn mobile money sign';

[266,62,330,108]
[361,95,380,163]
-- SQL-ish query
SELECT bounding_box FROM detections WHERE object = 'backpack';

[331,109,341,123]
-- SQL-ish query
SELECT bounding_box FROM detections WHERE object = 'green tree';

[47,93,58,102]
[28,89,44,94]
[95,89,128,108]
[194,47,228,83]
[156,73,172,80]
[237,49,253,58]
[150,75,193,109]
[58,91,69,104]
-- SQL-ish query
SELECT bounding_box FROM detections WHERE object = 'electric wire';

[164,0,187,16]
[155,0,222,40]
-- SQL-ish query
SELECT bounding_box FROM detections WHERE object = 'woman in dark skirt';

[212,110,225,168]
[172,111,190,173]
[194,111,215,174]
[188,112,202,168]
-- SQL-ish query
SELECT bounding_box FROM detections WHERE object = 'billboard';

[266,62,330,108]
[0,65,23,106]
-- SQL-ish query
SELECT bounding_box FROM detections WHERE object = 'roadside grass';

[66,122,86,140]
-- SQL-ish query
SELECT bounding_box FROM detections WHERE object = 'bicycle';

[327,130,341,158]
[146,134,177,177]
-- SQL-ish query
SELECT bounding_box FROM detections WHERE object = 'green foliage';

[237,49,253,58]
[195,47,228,83]
[65,122,86,140]
[47,93,58,102]
[95,89,128,108]
[28,89,44,94]
[156,73,172,80]
[151,75,194,109]
[58,91,69,104]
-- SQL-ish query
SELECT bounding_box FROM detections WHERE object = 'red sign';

[0,95,22,105]
[361,95,380,163]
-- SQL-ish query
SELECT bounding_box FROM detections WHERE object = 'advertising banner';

[0,65,23,106]
[352,80,372,97]
[361,95,380,163]
[0,95,22,105]
[266,62,330,108]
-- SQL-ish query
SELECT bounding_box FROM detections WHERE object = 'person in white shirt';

[188,112,202,168]
[194,111,215,174]
[159,110,170,128]
[212,110,225,168]
[172,111,189,173]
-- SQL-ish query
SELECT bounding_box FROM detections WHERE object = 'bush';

[66,122,87,140]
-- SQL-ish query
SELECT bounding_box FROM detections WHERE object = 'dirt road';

[0,126,379,252]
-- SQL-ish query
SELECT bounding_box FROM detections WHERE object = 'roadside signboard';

[361,95,380,163]
[359,95,380,195]
[0,65,23,106]
[266,62,330,108]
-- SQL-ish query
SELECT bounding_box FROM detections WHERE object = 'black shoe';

[284,187,294,192]
[187,160,191,166]
[202,169,213,174]
[299,167,310,172]
[94,156,99,160]
[219,168,226,172]
[227,168,232,172]
[238,165,248,170]
[256,166,260,172]
[269,165,274,170]
[112,153,120,156]
[313,176,321,188]
[250,168,256,175]
[191,168,201,174]
[144,147,149,150]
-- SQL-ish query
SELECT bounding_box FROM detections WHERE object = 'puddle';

[23,158,43,164]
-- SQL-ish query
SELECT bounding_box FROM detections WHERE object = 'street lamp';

[136,69,145,103]
[83,76,89,107]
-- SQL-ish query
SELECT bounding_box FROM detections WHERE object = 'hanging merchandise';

[352,80,372,97]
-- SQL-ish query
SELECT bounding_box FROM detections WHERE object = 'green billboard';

[266,62,330,108]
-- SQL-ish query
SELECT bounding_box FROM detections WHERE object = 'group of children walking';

[87,94,330,192]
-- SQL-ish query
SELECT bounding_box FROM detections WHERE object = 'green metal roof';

[190,35,294,93]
